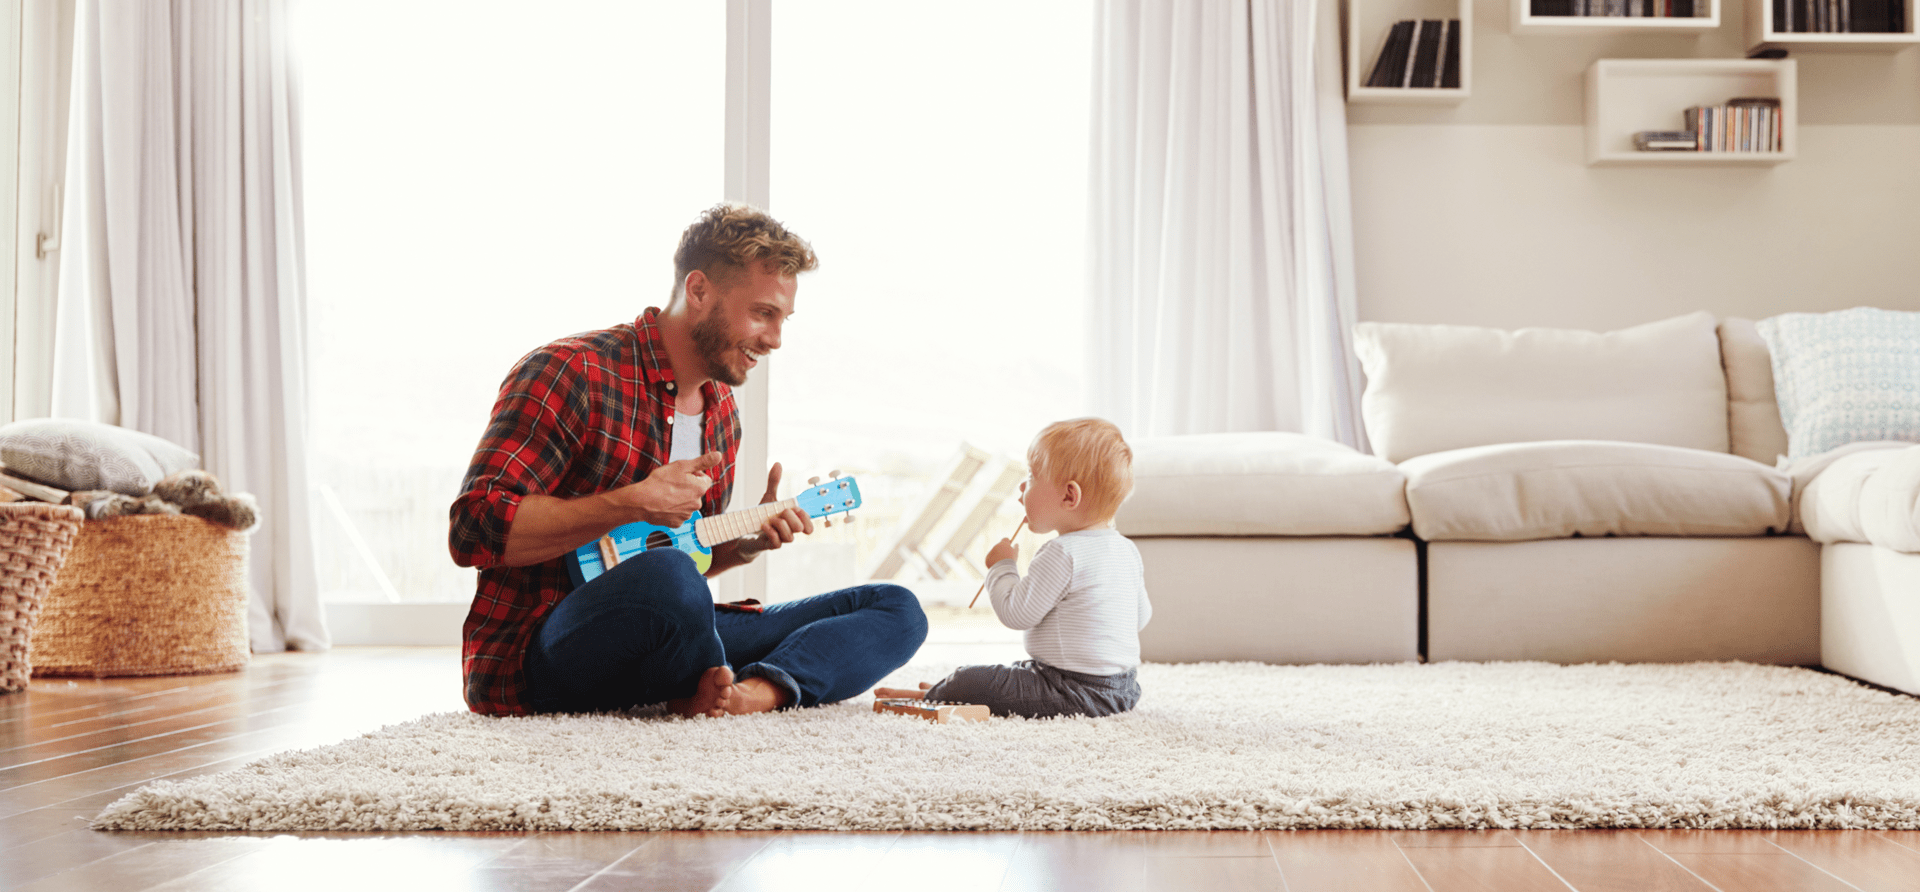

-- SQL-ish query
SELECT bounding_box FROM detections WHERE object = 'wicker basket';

[1,503,86,692]
[31,514,251,678]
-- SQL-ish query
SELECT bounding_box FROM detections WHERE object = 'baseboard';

[324,601,467,646]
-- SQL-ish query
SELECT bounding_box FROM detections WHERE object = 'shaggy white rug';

[93,661,1920,832]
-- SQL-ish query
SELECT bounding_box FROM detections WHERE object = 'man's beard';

[690,312,747,387]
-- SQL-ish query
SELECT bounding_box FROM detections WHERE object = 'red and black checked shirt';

[449,308,740,716]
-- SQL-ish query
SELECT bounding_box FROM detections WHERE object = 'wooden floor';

[5,628,1920,891]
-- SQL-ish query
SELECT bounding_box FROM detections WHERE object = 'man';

[449,203,927,717]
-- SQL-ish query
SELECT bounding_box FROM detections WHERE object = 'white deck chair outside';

[924,459,1026,581]
[864,444,989,580]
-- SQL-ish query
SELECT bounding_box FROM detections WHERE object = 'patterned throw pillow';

[1757,307,1920,460]
[0,418,200,495]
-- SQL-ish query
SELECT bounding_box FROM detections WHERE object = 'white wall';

[1346,0,1920,331]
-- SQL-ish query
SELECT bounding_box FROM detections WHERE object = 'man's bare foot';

[873,682,933,700]
[669,667,792,717]
[725,676,790,715]
[671,666,735,718]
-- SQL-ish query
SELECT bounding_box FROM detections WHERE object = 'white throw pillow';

[1116,432,1409,537]
[1757,307,1920,460]
[1353,312,1730,464]
[1400,440,1791,542]
[0,418,200,495]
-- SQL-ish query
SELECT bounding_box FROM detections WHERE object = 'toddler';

[875,418,1151,718]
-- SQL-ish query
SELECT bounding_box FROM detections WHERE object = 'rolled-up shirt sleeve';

[448,348,588,569]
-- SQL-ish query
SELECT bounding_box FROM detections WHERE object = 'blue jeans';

[523,547,927,713]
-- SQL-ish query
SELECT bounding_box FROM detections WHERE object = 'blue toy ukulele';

[566,472,862,589]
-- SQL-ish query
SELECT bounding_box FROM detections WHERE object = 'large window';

[300,2,724,601]
[765,2,1093,603]
[299,2,1090,606]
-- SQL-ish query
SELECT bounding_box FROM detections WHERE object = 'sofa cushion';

[1115,432,1408,537]
[1800,444,1920,553]
[1401,440,1791,542]
[1758,307,1920,460]
[1353,312,1729,464]
[1719,317,1791,466]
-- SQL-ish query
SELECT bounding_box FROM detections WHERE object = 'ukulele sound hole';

[645,531,675,552]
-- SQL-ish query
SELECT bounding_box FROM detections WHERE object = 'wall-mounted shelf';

[1513,0,1721,35]
[1585,58,1796,165]
[1746,0,1920,52]
[1348,0,1472,104]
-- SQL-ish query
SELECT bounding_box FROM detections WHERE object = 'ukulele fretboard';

[693,498,800,546]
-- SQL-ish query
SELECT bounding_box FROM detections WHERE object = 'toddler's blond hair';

[1027,418,1133,523]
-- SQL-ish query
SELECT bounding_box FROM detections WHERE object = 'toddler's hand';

[985,538,1018,568]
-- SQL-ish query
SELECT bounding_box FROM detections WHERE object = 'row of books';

[1773,0,1907,32]
[1363,20,1463,89]
[1532,0,1700,15]
[1634,97,1782,152]
[1687,99,1782,152]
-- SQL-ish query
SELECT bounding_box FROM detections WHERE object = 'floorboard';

[1264,830,1430,892]
[1397,845,1570,892]
[1763,831,1920,892]
[573,831,776,892]
[0,636,1914,892]
[1511,830,1713,892]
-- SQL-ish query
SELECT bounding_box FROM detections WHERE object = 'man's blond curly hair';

[672,203,818,301]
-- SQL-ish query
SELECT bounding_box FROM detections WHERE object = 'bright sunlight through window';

[298,2,1090,605]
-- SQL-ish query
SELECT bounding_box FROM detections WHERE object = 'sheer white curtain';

[1089,0,1367,449]
[52,0,326,652]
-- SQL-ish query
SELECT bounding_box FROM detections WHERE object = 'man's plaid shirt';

[448,308,739,715]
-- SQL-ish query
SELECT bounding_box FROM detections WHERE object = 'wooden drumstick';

[968,519,1026,609]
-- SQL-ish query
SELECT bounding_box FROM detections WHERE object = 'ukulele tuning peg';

[828,470,842,479]
[822,518,832,528]
[808,476,821,486]
[845,514,856,524]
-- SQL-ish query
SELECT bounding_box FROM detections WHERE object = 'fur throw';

[69,470,260,532]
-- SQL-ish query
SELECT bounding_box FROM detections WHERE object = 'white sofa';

[1796,443,1920,694]
[1116,310,1920,697]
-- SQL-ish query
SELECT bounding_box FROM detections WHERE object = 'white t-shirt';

[669,411,701,462]
[984,528,1152,676]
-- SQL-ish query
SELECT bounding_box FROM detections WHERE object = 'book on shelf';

[1774,0,1906,32]
[1531,0,1699,15]
[1683,98,1783,152]
[1408,19,1443,88]
[1363,19,1462,90]
[1364,20,1413,87]
[1635,130,1699,150]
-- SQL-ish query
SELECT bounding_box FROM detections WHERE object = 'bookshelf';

[1585,58,1796,165]
[1347,0,1471,104]
[1513,0,1721,35]
[1746,0,1920,52]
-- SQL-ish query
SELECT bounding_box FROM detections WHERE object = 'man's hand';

[985,537,1018,568]
[608,451,720,528]
[739,462,813,561]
